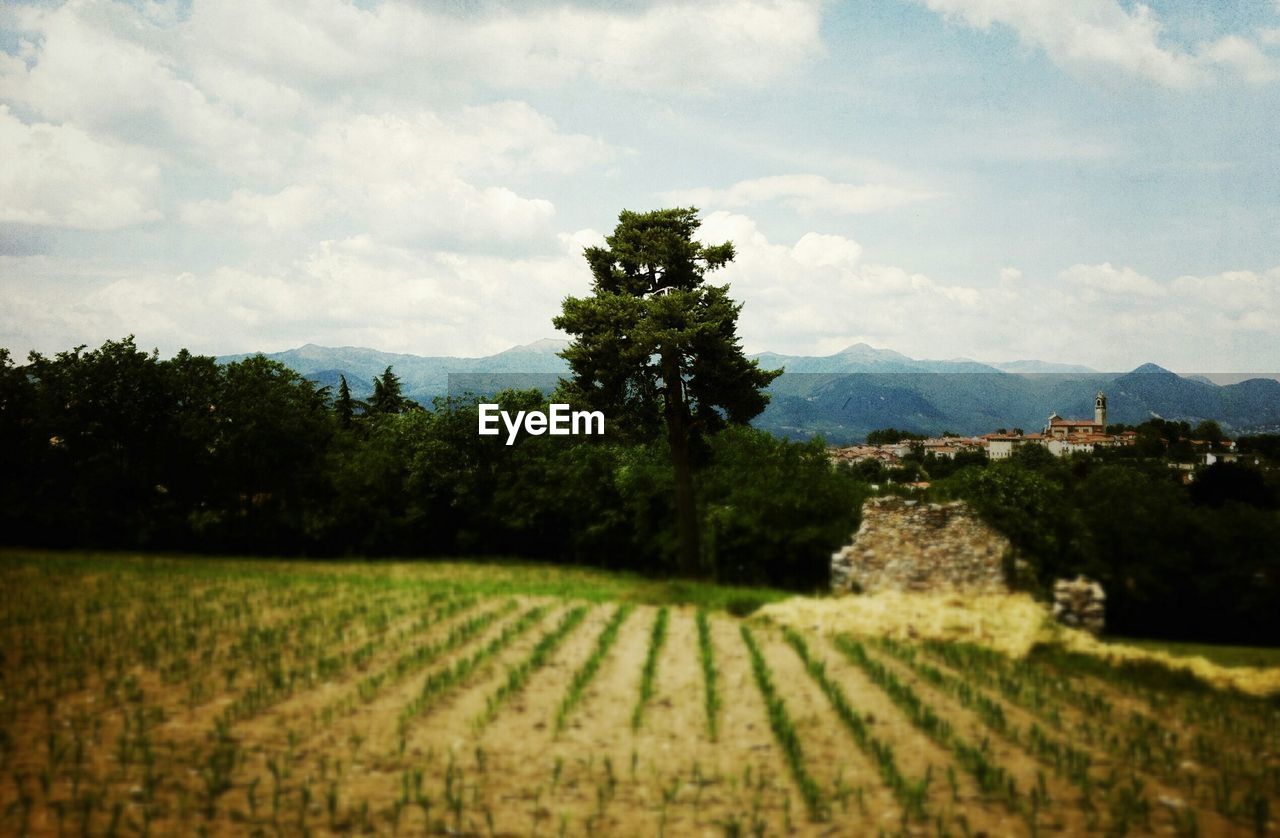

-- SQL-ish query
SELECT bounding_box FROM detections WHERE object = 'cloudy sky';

[1,0,1278,371]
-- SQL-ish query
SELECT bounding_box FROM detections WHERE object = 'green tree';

[370,366,413,414]
[554,208,780,576]
[335,374,358,427]
[210,356,333,549]
[866,428,925,445]
[697,426,865,588]
[1237,434,1280,463]
[0,348,40,542]
[939,462,1082,589]
[1010,441,1057,470]
[1073,465,1197,636]
[1191,419,1225,447]
[24,337,178,546]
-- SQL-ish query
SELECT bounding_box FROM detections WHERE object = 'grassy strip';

[696,610,720,741]
[784,628,928,820]
[3,550,791,616]
[631,607,669,731]
[1102,637,1280,670]
[740,625,827,821]
[832,636,1021,812]
[474,605,590,729]
[555,604,633,732]
[397,604,550,735]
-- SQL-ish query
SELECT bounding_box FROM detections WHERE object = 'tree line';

[0,338,862,590]
[3,336,1277,640]
[934,443,1280,643]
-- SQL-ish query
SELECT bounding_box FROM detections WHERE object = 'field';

[1,554,1278,836]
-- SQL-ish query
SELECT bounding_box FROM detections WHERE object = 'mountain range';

[218,341,1280,444]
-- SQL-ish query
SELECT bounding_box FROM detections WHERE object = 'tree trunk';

[662,348,700,577]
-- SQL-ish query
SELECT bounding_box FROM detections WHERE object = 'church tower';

[1094,391,1107,429]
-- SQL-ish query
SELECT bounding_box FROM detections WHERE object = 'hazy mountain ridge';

[218,342,1280,443]
[218,341,570,403]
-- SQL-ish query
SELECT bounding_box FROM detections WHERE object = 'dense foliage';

[933,452,1280,643]
[0,338,856,591]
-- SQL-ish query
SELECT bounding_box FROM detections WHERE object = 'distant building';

[825,389,1234,467]
[1045,391,1107,438]
[983,432,1045,460]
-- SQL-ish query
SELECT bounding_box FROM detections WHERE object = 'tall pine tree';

[335,374,356,427]
[554,208,780,577]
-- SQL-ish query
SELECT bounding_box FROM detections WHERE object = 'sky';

[1,0,1278,372]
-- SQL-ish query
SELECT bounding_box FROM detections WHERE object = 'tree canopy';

[554,208,781,575]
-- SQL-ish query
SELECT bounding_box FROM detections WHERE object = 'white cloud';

[1199,35,1280,85]
[180,185,326,232]
[558,228,607,259]
[918,0,1277,88]
[171,101,613,242]
[1171,269,1276,317]
[296,105,612,244]
[692,213,1280,370]
[1059,262,1162,297]
[0,237,598,358]
[0,106,161,229]
[183,0,823,95]
[697,211,984,352]
[0,0,289,177]
[665,174,941,215]
[792,232,863,268]
[4,216,1278,370]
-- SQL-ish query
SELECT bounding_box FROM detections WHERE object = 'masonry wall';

[831,496,1011,594]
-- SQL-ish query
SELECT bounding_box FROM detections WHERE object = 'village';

[828,391,1242,481]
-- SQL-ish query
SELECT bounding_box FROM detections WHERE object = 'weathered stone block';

[1052,575,1106,634]
[830,496,1011,594]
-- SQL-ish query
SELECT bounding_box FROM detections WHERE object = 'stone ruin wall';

[831,496,1012,594]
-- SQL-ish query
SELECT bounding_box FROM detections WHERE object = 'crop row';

[556,605,633,732]
[869,637,1170,835]
[740,625,826,821]
[397,604,552,737]
[632,608,669,731]
[476,606,590,729]
[785,628,929,820]
[696,610,720,741]
[915,638,1276,830]
[831,636,1028,825]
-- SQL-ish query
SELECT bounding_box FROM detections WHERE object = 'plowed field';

[1,554,1276,836]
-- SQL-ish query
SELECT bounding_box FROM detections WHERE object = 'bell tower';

[1094,391,1107,429]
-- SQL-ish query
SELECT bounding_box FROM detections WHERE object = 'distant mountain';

[991,360,1098,374]
[219,341,1280,443]
[758,361,1280,443]
[217,340,570,405]
[754,343,1003,374]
